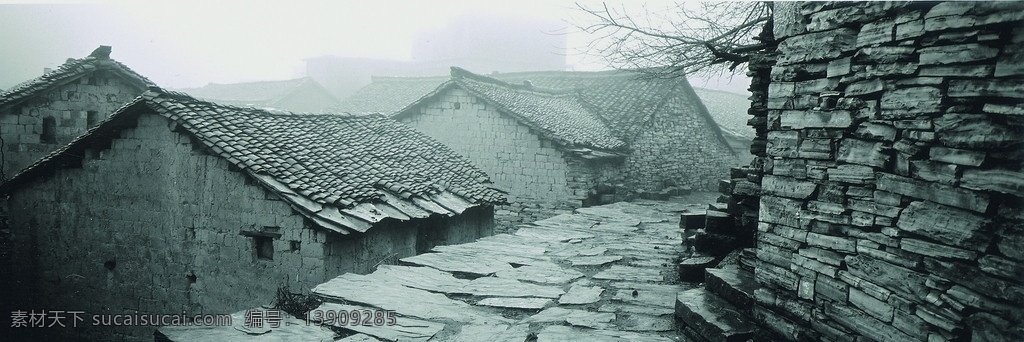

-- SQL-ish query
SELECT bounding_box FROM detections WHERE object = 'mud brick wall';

[754,2,1024,341]
[0,70,143,178]
[400,87,622,232]
[625,87,738,192]
[7,112,492,341]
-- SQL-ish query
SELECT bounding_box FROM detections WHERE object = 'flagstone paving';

[157,193,718,341]
[309,193,717,341]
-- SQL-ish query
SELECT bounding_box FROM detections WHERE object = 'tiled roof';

[437,70,626,151]
[486,69,685,142]
[0,46,155,110]
[341,68,729,147]
[176,77,338,112]
[1,89,505,234]
[336,75,449,114]
[692,88,755,139]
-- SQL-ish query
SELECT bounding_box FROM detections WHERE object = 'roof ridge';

[0,46,156,110]
[450,66,574,96]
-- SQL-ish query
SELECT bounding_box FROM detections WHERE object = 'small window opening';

[86,111,100,127]
[41,116,57,143]
[289,240,301,252]
[453,102,461,109]
[103,260,116,271]
[255,236,274,260]
[186,272,197,284]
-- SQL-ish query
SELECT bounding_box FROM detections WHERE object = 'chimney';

[43,67,52,75]
[89,45,112,59]
[523,80,533,89]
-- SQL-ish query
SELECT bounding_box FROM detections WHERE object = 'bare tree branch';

[572,1,774,79]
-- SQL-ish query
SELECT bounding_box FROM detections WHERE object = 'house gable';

[0,46,153,178]
[397,86,576,206]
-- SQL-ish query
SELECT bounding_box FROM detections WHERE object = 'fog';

[0,0,750,94]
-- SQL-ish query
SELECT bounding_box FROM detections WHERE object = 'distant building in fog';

[343,67,737,230]
[1,89,503,341]
[176,77,339,113]
[306,14,568,100]
[0,45,154,178]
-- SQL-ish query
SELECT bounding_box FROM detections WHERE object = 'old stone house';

[177,77,339,113]
[692,88,756,164]
[342,67,737,228]
[0,45,154,179]
[678,2,1024,342]
[1,89,504,341]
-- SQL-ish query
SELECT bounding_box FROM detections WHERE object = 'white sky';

[0,0,750,93]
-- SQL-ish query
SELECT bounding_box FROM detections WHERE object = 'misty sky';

[0,0,750,94]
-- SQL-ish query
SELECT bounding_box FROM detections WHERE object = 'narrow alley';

[159,193,722,341]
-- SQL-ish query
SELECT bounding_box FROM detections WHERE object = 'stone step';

[704,210,735,236]
[678,255,717,282]
[675,288,757,342]
[704,266,757,312]
[692,231,737,257]
[680,211,707,230]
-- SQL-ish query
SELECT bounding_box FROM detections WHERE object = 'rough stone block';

[961,168,1024,197]
[995,43,1024,77]
[900,200,992,252]
[919,43,999,65]
[855,46,917,63]
[778,28,858,65]
[827,57,852,78]
[681,211,707,230]
[856,19,894,47]
[936,113,1023,149]
[928,146,985,166]
[845,255,929,299]
[948,79,1024,99]
[756,262,799,292]
[877,173,990,213]
[900,238,980,260]
[919,64,993,77]
[827,164,875,184]
[837,138,889,168]
[780,110,854,129]
[679,256,717,282]
[849,288,895,322]
[910,160,958,185]
[805,232,856,253]
[879,87,942,115]
[982,103,1024,115]
[761,175,817,199]
[798,138,833,159]
[824,304,916,342]
[854,122,897,142]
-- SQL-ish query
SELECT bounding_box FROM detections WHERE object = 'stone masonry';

[753,2,1024,341]
[0,70,143,178]
[399,87,621,231]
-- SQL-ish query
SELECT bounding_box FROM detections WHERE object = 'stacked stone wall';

[625,90,738,192]
[0,70,143,178]
[754,2,1023,341]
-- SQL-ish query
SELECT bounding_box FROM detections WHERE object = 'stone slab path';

[309,193,718,342]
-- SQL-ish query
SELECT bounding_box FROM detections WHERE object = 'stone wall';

[0,70,143,178]
[6,111,492,341]
[625,87,738,192]
[754,2,1023,341]
[400,87,622,232]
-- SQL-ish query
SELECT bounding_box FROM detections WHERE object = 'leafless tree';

[574,1,774,79]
